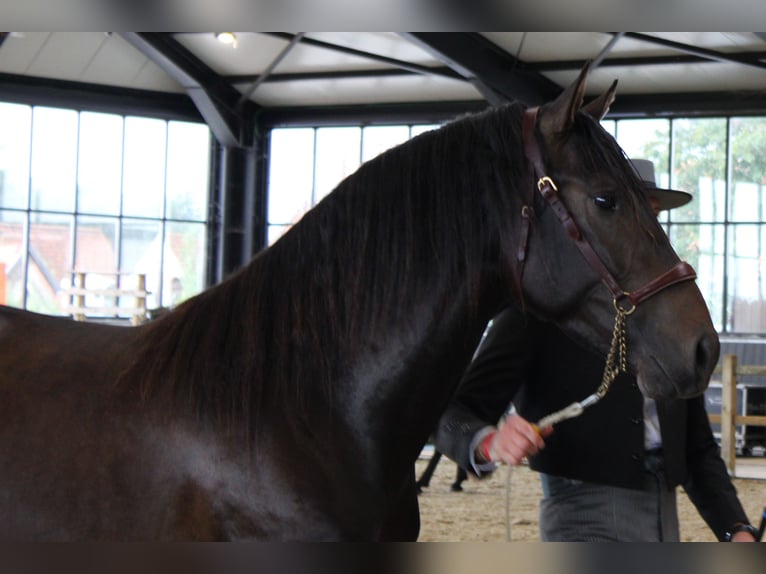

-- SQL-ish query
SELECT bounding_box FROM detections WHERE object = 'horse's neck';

[345,287,495,482]
[252,168,510,484]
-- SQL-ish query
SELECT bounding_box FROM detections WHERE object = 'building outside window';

[0,102,211,319]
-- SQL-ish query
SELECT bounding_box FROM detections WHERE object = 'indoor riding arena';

[415,449,766,542]
[0,30,764,544]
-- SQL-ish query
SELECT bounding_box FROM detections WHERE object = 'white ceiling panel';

[80,33,182,91]
[0,32,50,74]
[258,40,393,74]
[249,73,482,107]
[130,60,186,93]
[546,61,766,96]
[304,32,443,65]
[4,32,766,119]
[174,33,295,76]
[647,32,762,51]
[0,32,184,92]
[25,32,108,81]
[483,32,766,67]
[484,32,617,62]
[175,32,430,77]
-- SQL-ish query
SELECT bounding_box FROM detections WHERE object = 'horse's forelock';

[571,113,646,210]
[566,113,663,250]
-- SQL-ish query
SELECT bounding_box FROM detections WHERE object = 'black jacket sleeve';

[433,306,538,474]
[679,395,751,541]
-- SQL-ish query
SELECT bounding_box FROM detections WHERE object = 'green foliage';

[730,117,766,185]
[671,118,727,203]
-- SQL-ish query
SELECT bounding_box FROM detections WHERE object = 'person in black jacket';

[433,160,757,542]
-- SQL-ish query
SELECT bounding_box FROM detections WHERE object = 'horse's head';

[518,63,719,400]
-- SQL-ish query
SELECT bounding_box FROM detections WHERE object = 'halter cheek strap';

[519,106,697,308]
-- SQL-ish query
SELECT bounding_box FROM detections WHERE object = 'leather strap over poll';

[520,106,697,309]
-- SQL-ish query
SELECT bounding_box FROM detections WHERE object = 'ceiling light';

[215,32,238,48]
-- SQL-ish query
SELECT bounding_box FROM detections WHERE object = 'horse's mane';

[121,101,637,438]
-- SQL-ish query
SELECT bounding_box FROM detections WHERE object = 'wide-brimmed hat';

[630,159,692,211]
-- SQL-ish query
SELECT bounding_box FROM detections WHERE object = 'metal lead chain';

[596,306,629,399]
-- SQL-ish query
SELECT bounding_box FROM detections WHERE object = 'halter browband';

[519,106,697,309]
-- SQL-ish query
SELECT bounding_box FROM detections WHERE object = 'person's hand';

[730,531,756,542]
[480,415,553,466]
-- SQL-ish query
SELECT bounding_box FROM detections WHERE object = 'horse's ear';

[582,79,618,121]
[537,62,590,135]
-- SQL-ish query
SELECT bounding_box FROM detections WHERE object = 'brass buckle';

[537,176,558,192]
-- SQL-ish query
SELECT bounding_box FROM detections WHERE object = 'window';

[78,112,123,215]
[30,107,79,214]
[0,104,32,211]
[0,102,211,318]
[267,128,316,245]
[266,123,439,244]
[610,116,766,334]
[267,114,766,336]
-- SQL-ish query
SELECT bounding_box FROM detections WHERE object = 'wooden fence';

[0,262,6,305]
[709,354,766,475]
[63,271,149,326]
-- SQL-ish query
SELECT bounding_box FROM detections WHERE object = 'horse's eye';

[593,195,617,211]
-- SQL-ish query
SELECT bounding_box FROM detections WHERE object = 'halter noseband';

[518,106,697,310]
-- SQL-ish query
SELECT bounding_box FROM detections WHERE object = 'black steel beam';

[263,32,465,82]
[609,90,766,118]
[251,127,270,254]
[622,32,766,73]
[238,33,305,104]
[256,100,488,130]
[6,72,765,128]
[401,32,561,106]
[225,66,458,85]
[530,52,766,72]
[228,51,766,84]
[120,32,258,147]
[0,72,201,121]
[256,88,766,130]
[215,145,255,278]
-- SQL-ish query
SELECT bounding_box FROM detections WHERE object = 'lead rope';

[505,299,634,541]
[540,298,634,427]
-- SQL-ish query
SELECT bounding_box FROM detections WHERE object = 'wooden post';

[720,353,737,476]
[72,272,86,321]
[0,262,5,305]
[132,274,147,326]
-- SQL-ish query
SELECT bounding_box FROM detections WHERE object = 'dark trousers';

[538,450,679,542]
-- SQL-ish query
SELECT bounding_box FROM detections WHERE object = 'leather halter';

[518,106,697,309]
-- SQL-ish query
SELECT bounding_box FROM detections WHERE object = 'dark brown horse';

[0,64,718,540]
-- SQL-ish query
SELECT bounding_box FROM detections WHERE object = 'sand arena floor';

[415,455,766,542]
